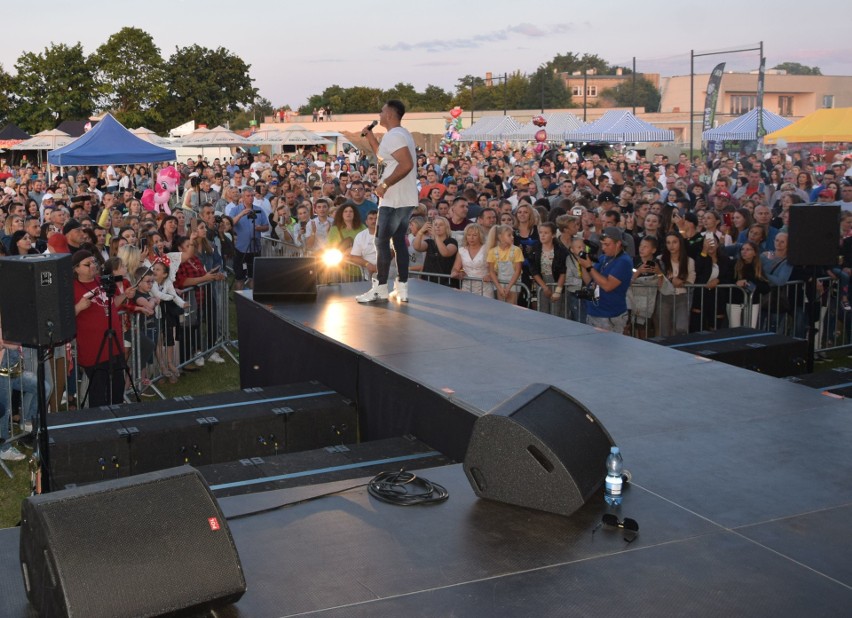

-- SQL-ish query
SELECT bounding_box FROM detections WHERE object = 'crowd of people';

[1,136,851,458]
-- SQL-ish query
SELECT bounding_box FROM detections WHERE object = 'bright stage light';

[322,249,344,267]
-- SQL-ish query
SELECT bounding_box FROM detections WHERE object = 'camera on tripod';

[99,274,124,298]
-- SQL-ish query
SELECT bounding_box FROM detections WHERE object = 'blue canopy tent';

[702,108,792,142]
[565,110,674,143]
[48,113,175,166]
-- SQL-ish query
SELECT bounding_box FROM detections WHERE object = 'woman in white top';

[451,223,491,296]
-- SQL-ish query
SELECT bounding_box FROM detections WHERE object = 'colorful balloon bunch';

[440,107,464,154]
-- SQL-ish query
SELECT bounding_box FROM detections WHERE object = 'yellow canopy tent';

[764,108,852,145]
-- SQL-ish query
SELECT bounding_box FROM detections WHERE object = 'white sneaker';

[194,356,205,367]
[1,446,26,462]
[208,352,225,364]
[19,420,33,433]
[356,279,389,303]
[389,279,409,302]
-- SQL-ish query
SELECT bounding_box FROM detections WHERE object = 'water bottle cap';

[610,446,620,454]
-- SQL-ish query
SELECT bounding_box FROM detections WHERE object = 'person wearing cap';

[577,226,634,333]
[817,188,838,204]
[810,169,836,202]
[356,100,417,304]
[712,189,735,215]
[72,250,130,406]
[62,219,87,254]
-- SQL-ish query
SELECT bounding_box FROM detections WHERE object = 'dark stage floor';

[1,280,850,616]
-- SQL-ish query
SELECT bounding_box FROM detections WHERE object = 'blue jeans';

[375,206,414,285]
[0,371,38,440]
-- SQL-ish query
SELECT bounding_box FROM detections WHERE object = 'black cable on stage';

[367,469,449,506]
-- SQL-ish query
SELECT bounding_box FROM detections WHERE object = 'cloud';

[380,22,572,53]
[414,60,462,67]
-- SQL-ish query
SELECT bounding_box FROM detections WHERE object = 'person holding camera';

[577,227,633,334]
[72,250,132,406]
[226,188,268,290]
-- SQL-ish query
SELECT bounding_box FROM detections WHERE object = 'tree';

[92,27,166,128]
[418,84,453,112]
[545,52,616,76]
[384,82,420,111]
[599,77,661,112]
[772,62,821,76]
[452,75,496,110]
[0,64,12,126]
[230,97,275,130]
[161,45,256,129]
[9,43,96,133]
[523,67,571,110]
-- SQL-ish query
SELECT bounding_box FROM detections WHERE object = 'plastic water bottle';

[604,446,623,506]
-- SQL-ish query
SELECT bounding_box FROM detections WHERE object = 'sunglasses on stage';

[601,514,639,532]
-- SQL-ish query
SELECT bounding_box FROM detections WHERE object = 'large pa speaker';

[787,204,840,266]
[20,466,246,618]
[0,254,76,347]
[464,383,614,517]
[253,256,317,302]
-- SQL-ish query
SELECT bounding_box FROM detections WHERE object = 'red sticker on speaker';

[208,517,221,531]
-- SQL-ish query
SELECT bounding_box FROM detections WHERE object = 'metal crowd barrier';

[0,279,235,426]
[262,236,304,258]
[410,271,532,307]
[531,276,851,353]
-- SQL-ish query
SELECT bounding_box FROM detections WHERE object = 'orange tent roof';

[764,108,852,144]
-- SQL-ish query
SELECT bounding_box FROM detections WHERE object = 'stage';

[1,279,851,616]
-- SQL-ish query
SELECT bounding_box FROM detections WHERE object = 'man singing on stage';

[356,100,417,303]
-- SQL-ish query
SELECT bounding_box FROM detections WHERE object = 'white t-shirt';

[106,165,118,188]
[378,126,417,208]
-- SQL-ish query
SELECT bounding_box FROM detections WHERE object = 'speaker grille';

[21,467,245,618]
[464,384,614,517]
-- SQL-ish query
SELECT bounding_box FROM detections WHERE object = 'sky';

[3,0,849,111]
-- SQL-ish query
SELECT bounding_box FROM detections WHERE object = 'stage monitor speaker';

[787,204,840,266]
[20,466,246,618]
[0,254,76,347]
[253,256,318,302]
[464,383,615,517]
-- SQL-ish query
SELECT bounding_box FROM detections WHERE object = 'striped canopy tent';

[10,129,75,151]
[702,108,792,142]
[247,125,332,146]
[130,127,173,146]
[181,125,251,147]
[457,116,520,142]
[565,110,674,143]
[505,112,586,141]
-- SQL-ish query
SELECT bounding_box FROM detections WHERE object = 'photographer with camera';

[72,250,134,406]
[226,187,268,290]
[577,227,633,334]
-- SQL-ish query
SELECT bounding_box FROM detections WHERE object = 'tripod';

[80,285,141,408]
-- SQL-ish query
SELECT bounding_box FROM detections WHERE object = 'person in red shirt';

[72,250,131,406]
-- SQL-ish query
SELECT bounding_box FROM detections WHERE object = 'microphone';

[361,120,378,137]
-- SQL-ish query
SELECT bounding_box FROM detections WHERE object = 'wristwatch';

[381,182,388,190]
